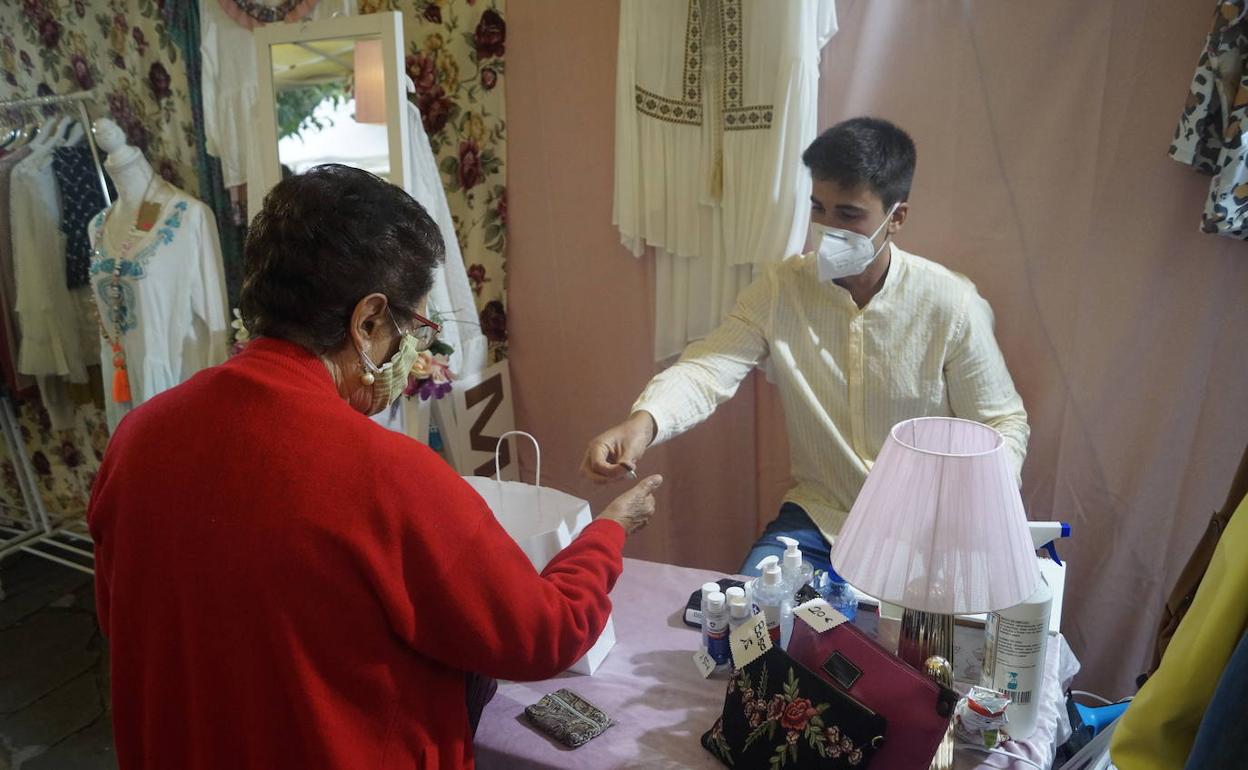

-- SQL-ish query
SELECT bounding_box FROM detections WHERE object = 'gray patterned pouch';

[524,688,615,748]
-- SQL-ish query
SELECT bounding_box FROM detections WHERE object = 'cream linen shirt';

[632,245,1029,542]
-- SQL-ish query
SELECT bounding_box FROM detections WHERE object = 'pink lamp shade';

[830,417,1040,615]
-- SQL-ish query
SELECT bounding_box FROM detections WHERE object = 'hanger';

[29,113,63,151]
[1,106,39,151]
[61,118,84,147]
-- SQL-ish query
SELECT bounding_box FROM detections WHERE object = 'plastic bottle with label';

[698,581,720,649]
[725,588,752,672]
[726,587,751,631]
[981,575,1053,740]
[823,570,858,624]
[703,591,731,666]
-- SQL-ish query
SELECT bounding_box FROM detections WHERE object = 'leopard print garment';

[1170,0,1248,239]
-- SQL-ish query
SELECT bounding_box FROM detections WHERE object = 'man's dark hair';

[240,164,445,352]
[801,117,917,209]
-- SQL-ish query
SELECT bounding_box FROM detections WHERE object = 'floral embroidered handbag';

[701,645,887,769]
[786,615,960,770]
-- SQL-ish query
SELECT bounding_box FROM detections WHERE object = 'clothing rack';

[0,90,105,576]
[0,395,93,575]
[0,89,112,207]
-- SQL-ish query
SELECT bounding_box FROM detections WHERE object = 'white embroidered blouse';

[88,185,230,432]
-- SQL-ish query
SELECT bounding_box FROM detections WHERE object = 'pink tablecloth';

[474,558,1078,770]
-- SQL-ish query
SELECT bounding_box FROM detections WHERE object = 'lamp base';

[899,609,955,770]
[898,608,954,669]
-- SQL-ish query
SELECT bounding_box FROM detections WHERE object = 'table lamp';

[830,417,1040,670]
[353,38,386,125]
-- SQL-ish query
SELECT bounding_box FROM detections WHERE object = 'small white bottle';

[704,591,731,666]
[981,576,1053,740]
[752,562,788,646]
[726,587,750,631]
[698,581,720,649]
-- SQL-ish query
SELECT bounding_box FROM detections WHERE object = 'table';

[474,558,1079,770]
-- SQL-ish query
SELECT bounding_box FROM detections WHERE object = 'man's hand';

[581,412,657,483]
[599,475,663,535]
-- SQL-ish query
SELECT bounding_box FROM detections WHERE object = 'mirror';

[270,36,391,180]
[252,12,410,222]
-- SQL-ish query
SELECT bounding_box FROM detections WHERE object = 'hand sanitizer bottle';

[752,562,788,645]
[748,555,781,614]
[777,536,815,593]
[704,591,731,666]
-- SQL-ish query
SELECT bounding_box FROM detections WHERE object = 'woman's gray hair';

[240,164,445,352]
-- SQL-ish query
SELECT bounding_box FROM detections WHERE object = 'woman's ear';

[348,293,391,358]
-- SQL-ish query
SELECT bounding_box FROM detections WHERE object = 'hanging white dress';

[371,102,489,437]
[200,0,260,191]
[10,135,90,429]
[88,182,230,432]
[404,102,488,381]
[614,0,837,360]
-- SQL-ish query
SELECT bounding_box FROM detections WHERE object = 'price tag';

[693,646,717,678]
[794,599,848,633]
[730,613,773,670]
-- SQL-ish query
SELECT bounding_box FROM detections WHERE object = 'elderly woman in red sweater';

[88,164,662,770]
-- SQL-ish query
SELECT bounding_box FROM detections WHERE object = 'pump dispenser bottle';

[777,536,814,592]
[752,562,788,645]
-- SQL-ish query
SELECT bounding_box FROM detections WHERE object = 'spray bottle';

[1029,521,1071,564]
[981,574,1052,740]
[704,591,731,666]
[978,521,1068,737]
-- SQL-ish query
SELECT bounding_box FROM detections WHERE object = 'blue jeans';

[739,503,834,577]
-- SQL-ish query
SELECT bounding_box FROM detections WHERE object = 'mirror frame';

[252,11,411,214]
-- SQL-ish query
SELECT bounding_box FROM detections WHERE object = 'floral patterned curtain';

[361,0,509,358]
[2,0,200,190]
[0,0,508,516]
[0,0,200,516]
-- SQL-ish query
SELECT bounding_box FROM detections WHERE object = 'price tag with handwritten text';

[692,647,717,678]
[794,599,849,633]
[729,613,773,670]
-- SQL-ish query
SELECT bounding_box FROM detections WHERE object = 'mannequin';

[94,119,161,240]
[88,118,230,432]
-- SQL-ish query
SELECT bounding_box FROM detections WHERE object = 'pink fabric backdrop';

[507,0,1248,698]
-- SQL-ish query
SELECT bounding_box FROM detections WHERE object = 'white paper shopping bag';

[462,431,616,675]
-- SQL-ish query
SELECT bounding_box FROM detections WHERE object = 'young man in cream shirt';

[581,117,1029,576]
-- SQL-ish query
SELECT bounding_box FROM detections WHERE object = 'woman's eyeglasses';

[408,310,442,352]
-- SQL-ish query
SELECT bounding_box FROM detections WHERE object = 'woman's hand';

[581,411,657,482]
[599,475,663,535]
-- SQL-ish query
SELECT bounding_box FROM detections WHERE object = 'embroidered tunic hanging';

[614,0,838,267]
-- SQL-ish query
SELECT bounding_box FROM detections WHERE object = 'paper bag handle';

[494,431,540,487]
